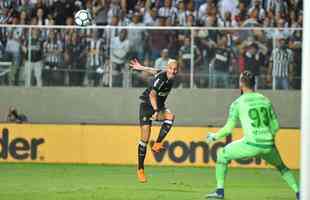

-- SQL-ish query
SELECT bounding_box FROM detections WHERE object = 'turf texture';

[0,163,299,200]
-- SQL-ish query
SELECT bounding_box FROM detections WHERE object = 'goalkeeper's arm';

[208,101,239,142]
[129,59,160,76]
[214,118,237,140]
[269,103,280,136]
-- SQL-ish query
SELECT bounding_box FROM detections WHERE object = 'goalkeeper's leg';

[262,147,299,199]
[207,140,261,199]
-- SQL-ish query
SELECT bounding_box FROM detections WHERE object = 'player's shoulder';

[230,97,241,108]
[254,92,270,101]
[250,92,273,105]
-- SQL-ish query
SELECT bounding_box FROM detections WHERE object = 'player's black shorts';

[139,103,166,126]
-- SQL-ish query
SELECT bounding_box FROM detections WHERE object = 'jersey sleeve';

[216,100,239,140]
[151,72,165,93]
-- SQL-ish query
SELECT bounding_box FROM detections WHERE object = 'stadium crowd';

[0,0,303,89]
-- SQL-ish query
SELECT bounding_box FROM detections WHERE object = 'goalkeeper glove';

[206,132,217,143]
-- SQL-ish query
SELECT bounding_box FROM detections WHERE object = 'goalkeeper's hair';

[240,70,255,89]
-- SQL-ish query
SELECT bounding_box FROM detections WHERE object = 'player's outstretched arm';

[206,102,239,143]
[129,59,160,76]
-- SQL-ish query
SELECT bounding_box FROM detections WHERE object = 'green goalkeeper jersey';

[216,92,280,145]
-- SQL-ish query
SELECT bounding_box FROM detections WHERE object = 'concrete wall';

[0,87,301,128]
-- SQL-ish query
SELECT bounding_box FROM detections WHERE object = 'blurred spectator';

[178,36,201,88]
[198,0,215,21]
[64,32,87,86]
[210,34,233,88]
[288,32,302,90]
[85,30,106,87]
[143,4,157,26]
[235,1,248,25]
[35,7,46,25]
[147,17,170,60]
[5,30,22,85]
[242,7,260,27]
[43,30,63,86]
[241,40,267,89]
[155,48,169,70]
[218,11,238,27]
[267,0,288,18]
[107,0,122,25]
[23,29,43,87]
[128,12,145,61]
[176,0,186,26]
[94,0,109,25]
[268,35,294,90]
[110,29,130,87]
[19,10,29,25]
[0,0,303,27]
[248,0,265,23]
[6,106,28,123]
[0,0,304,90]
[51,0,77,25]
[218,0,238,19]
[185,14,195,26]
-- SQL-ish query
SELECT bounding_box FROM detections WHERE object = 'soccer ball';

[74,10,92,26]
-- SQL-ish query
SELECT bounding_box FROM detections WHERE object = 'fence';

[0,25,303,90]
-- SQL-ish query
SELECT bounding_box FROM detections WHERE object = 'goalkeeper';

[205,71,299,200]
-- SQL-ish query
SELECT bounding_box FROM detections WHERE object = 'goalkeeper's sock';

[138,140,148,170]
[281,170,299,193]
[156,120,173,143]
[296,192,300,200]
[216,188,224,197]
[216,162,228,189]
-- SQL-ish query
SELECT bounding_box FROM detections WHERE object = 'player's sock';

[138,140,148,170]
[216,162,228,189]
[296,192,300,200]
[280,169,299,193]
[156,120,173,143]
[216,188,224,196]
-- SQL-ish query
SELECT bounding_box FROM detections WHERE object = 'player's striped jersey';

[218,92,279,146]
[139,70,174,108]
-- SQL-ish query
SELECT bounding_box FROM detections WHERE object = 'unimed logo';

[151,135,261,165]
[0,128,45,160]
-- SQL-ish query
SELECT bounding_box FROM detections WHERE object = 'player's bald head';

[167,59,178,68]
[166,59,179,79]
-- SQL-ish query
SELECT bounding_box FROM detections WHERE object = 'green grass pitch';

[0,163,299,200]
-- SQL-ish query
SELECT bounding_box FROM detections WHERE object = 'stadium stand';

[0,0,303,89]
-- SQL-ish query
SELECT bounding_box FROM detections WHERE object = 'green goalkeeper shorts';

[217,139,285,167]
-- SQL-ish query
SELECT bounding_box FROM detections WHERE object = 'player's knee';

[276,163,289,175]
[216,148,229,165]
[166,113,175,121]
[138,140,148,153]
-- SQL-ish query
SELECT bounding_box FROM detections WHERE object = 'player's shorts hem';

[139,103,167,126]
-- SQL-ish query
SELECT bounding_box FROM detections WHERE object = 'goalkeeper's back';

[235,92,280,146]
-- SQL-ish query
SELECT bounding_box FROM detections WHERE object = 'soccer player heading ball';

[129,58,179,183]
[205,71,299,200]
